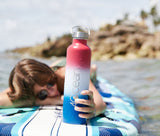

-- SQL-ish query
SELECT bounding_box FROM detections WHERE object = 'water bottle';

[63,26,91,124]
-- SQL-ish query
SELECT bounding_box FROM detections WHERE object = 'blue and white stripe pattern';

[0,77,140,136]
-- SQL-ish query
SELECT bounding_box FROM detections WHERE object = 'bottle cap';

[71,26,90,39]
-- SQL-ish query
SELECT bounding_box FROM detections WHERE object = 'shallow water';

[0,52,160,135]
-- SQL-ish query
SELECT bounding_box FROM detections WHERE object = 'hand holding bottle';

[74,90,96,119]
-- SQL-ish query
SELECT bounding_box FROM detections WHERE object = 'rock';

[90,31,111,40]
[41,34,72,57]
[13,34,72,58]
[139,32,160,58]
[112,25,136,35]
[9,22,160,60]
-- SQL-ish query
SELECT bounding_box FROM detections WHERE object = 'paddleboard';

[0,77,140,136]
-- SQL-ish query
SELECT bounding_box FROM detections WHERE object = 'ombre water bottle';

[63,26,91,124]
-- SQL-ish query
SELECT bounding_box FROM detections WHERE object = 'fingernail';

[74,106,78,111]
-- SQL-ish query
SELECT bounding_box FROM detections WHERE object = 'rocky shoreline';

[9,22,160,61]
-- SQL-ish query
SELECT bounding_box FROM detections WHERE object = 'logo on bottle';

[70,69,80,106]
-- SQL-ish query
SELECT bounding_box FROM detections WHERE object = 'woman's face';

[34,83,60,100]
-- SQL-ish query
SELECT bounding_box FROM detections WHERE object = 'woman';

[0,58,106,119]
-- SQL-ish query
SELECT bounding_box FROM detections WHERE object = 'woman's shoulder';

[55,66,65,79]
[0,88,13,107]
[50,58,66,68]
[1,88,11,94]
[50,58,66,72]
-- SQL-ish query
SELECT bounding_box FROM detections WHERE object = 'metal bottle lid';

[71,26,90,39]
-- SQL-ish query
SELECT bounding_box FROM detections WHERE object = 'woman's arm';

[0,88,13,108]
[89,80,106,116]
[75,80,106,119]
[35,95,63,106]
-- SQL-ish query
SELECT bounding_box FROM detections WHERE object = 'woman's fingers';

[75,106,96,119]
[75,105,94,113]
[75,90,95,107]
[79,112,95,119]
[74,90,96,119]
[75,98,94,107]
[81,90,93,99]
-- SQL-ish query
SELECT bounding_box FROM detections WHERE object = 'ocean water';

[0,52,160,135]
[95,59,160,136]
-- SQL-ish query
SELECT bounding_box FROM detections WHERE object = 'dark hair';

[7,58,57,106]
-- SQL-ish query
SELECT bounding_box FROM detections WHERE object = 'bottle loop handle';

[71,26,90,39]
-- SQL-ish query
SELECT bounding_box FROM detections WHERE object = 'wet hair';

[7,58,57,106]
